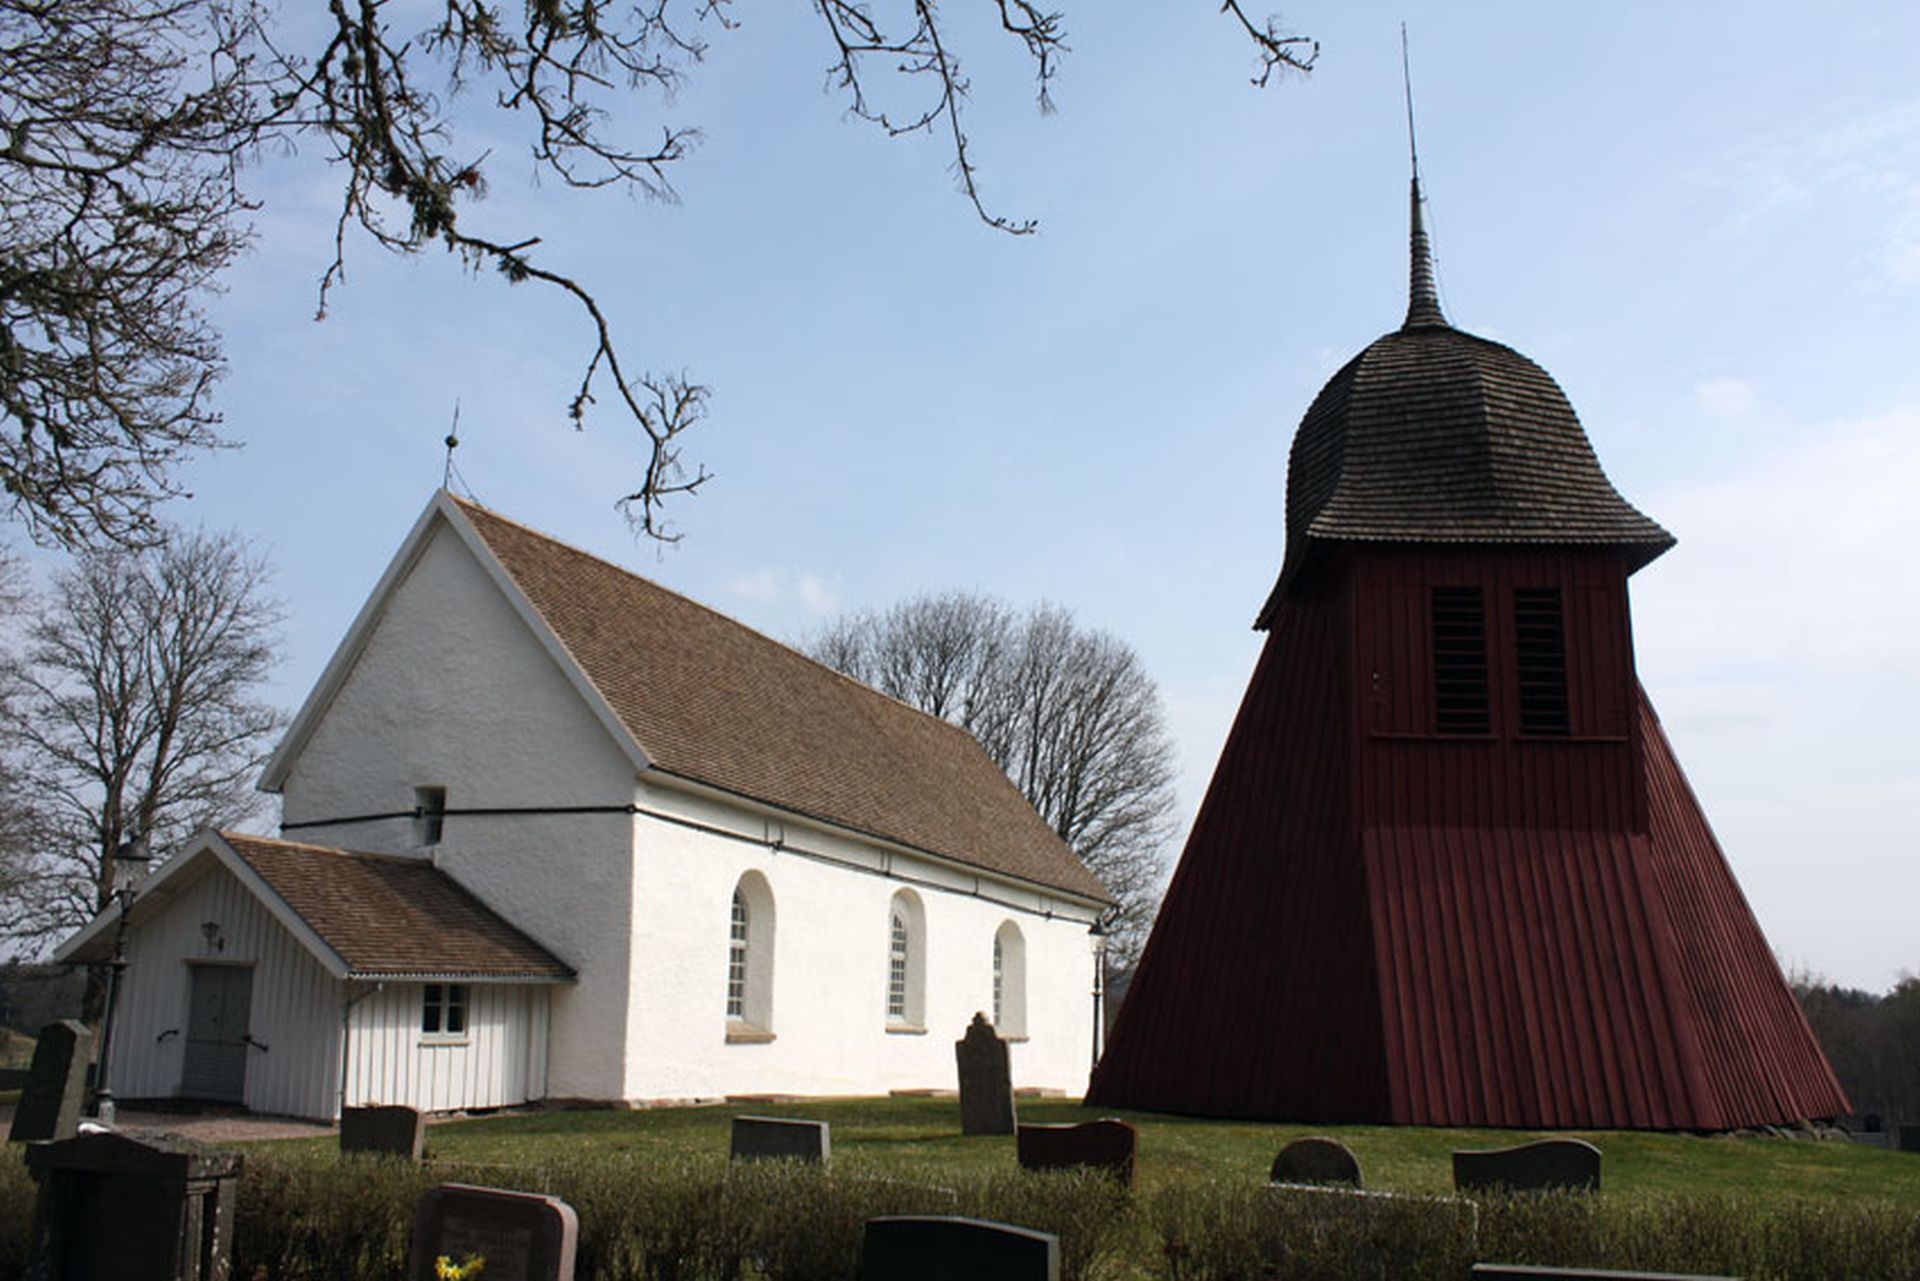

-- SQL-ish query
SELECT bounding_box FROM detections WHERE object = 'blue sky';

[19,2,1918,989]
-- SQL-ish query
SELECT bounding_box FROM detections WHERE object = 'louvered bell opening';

[1431,586,1491,736]
[1515,587,1571,736]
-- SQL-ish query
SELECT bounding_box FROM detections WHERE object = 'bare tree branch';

[809,590,1176,967]
[2,0,1314,548]
[0,529,285,974]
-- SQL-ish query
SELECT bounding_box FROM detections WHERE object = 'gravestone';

[1269,1136,1363,1187]
[341,1105,425,1160]
[1897,1124,1920,1154]
[24,1130,243,1281]
[1452,1138,1602,1193]
[8,1020,94,1144]
[1473,1267,1739,1280]
[730,1115,831,1163]
[409,1184,578,1281]
[1014,1118,1137,1188]
[955,1013,1016,1136]
[860,1215,1058,1281]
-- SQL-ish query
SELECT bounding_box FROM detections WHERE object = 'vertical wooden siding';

[1090,584,1390,1119]
[115,864,343,1118]
[1354,549,1639,832]
[1094,546,1847,1129]
[346,981,551,1113]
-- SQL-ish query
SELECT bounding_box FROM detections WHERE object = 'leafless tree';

[0,529,285,974]
[1,0,1315,550]
[811,591,1176,967]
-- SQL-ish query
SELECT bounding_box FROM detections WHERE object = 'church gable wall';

[275,518,636,1100]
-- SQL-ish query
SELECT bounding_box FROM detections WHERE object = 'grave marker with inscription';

[1472,1267,1739,1281]
[341,1105,425,1160]
[8,1020,93,1144]
[730,1115,831,1163]
[1453,1138,1602,1193]
[860,1215,1059,1281]
[409,1184,578,1281]
[955,1014,1017,1136]
[1014,1118,1137,1188]
[25,1130,243,1281]
[1270,1136,1364,1187]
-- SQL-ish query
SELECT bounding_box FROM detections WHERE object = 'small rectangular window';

[1431,586,1491,735]
[415,786,447,846]
[422,983,468,1037]
[1515,588,1572,736]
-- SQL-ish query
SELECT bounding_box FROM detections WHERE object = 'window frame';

[414,785,447,847]
[420,982,469,1043]
[992,920,1028,1040]
[884,889,927,1033]
[725,871,776,1041]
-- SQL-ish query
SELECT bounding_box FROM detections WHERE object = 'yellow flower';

[434,1255,486,1281]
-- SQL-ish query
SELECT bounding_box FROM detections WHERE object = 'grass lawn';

[255,1096,1920,1206]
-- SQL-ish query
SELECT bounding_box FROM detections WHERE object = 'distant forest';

[1795,974,1920,1128]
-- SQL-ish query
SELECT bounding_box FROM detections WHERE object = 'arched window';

[993,920,1027,1038]
[726,871,775,1036]
[885,889,926,1029]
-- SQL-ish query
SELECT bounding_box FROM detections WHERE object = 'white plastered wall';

[274,518,634,1100]
[625,775,1101,1100]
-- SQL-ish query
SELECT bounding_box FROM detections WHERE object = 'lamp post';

[92,834,151,1125]
[1088,913,1111,1072]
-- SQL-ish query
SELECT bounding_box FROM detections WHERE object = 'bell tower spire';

[1402,26,1446,329]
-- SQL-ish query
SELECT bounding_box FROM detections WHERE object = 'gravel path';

[0,1099,336,1144]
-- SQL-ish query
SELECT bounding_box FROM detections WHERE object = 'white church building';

[57,492,1113,1119]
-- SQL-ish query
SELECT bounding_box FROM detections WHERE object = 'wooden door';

[181,964,253,1103]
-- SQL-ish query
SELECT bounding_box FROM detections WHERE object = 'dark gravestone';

[861,1215,1058,1281]
[1453,1138,1602,1193]
[341,1105,425,1160]
[1014,1118,1137,1188]
[730,1115,831,1163]
[410,1184,578,1281]
[24,1130,243,1281]
[1270,1136,1363,1187]
[8,1020,93,1144]
[1474,1267,1739,1281]
[1897,1124,1920,1154]
[955,1013,1017,1136]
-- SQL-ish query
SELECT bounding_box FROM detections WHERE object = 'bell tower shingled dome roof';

[1257,179,1673,626]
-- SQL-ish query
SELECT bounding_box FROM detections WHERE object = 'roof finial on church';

[1401,25,1446,329]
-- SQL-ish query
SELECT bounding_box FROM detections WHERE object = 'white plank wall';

[114,864,342,1118]
[346,981,550,1113]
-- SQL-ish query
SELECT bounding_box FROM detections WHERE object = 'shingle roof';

[224,833,575,979]
[1256,183,1674,627]
[449,499,1112,905]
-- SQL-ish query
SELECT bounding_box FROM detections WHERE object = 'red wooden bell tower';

[1087,185,1847,1129]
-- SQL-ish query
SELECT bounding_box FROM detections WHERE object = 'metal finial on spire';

[1401,25,1446,329]
[442,403,461,490]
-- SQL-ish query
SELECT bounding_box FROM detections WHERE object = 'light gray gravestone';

[860,1215,1058,1281]
[1270,1136,1364,1187]
[25,1130,244,1281]
[8,1020,93,1144]
[1452,1138,1602,1193]
[955,1013,1017,1136]
[409,1184,579,1281]
[730,1114,831,1163]
[340,1105,425,1160]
